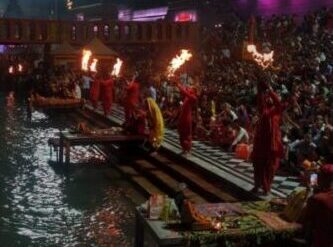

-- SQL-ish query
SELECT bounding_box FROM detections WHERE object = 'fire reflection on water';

[0,100,139,247]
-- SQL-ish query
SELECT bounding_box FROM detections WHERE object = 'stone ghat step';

[81,105,258,200]
[132,159,206,204]
[116,164,164,198]
[81,105,299,201]
[160,144,267,200]
[145,153,239,203]
[102,142,214,204]
[78,108,206,203]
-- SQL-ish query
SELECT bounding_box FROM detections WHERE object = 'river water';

[0,97,140,247]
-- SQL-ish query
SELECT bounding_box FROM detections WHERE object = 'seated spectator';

[219,103,238,122]
[229,120,250,151]
[219,120,236,150]
[289,134,318,171]
[195,115,209,141]
[74,82,82,99]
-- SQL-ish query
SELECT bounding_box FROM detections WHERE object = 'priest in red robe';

[126,108,147,136]
[175,80,198,155]
[89,74,100,109]
[303,165,333,247]
[100,75,114,117]
[251,79,283,195]
[124,76,140,128]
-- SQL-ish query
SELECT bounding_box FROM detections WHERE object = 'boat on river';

[29,94,83,110]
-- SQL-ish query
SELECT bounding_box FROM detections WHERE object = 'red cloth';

[89,79,100,108]
[252,88,283,193]
[305,191,333,247]
[221,128,236,146]
[196,126,208,141]
[134,111,146,135]
[322,164,333,175]
[177,85,197,152]
[210,125,223,145]
[124,81,140,125]
[126,110,146,135]
[101,79,114,116]
[253,157,280,193]
[319,164,333,190]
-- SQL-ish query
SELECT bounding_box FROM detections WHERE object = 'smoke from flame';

[9,66,14,74]
[111,58,123,77]
[167,49,193,77]
[18,64,23,72]
[247,44,274,69]
[90,58,98,73]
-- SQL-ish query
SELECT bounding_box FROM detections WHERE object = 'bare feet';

[262,190,271,197]
[181,151,191,157]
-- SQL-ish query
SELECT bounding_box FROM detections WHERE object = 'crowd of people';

[154,7,333,177]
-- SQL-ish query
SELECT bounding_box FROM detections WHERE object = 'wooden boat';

[30,94,83,109]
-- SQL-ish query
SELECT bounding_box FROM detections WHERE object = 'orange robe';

[101,79,114,116]
[177,85,197,152]
[252,88,283,193]
[89,79,100,108]
[124,81,140,125]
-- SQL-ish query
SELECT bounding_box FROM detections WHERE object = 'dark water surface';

[0,98,139,247]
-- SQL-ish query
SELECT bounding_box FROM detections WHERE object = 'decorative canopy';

[83,38,118,57]
[51,42,80,56]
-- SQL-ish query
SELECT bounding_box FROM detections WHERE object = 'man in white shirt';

[230,120,249,151]
[222,48,231,59]
[82,72,93,99]
[220,103,238,122]
[74,82,82,99]
[149,83,157,101]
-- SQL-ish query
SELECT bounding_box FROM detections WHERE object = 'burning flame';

[9,66,14,74]
[18,64,23,72]
[111,58,123,77]
[247,44,274,69]
[213,222,222,230]
[90,58,98,73]
[167,49,193,77]
[81,49,92,71]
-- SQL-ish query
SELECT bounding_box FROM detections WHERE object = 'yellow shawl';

[146,97,164,149]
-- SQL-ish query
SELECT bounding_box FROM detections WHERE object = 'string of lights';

[66,0,74,10]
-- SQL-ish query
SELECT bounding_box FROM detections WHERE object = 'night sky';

[0,0,62,18]
[0,0,332,19]
[0,0,169,18]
